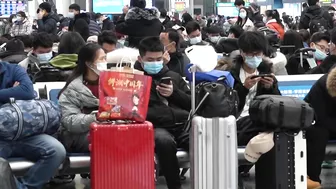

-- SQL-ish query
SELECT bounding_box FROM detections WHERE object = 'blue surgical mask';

[36,51,53,63]
[245,56,262,69]
[143,61,163,74]
[314,48,327,61]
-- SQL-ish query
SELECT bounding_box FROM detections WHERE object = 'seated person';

[305,66,336,189]
[186,21,209,46]
[19,32,54,70]
[58,43,106,153]
[134,37,190,189]
[227,25,244,39]
[0,61,66,188]
[160,29,190,77]
[204,26,222,48]
[0,38,27,64]
[308,28,336,74]
[98,30,118,53]
[230,31,281,145]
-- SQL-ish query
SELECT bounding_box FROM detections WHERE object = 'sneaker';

[49,175,75,185]
[307,178,321,189]
[322,160,334,169]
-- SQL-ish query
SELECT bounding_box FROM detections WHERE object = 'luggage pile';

[89,64,155,189]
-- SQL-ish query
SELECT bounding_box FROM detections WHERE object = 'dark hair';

[281,30,304,56]
[98,31,118,46]
[299,29,311,43]
[39,2,52,13]
[236,7,251,27]
[32,32,53,49]
[95,13,103,20]
[15,35,33,48]
[238,31,267,54]
[182,13,193,26]
[265,10,284,28]
[234,0,245,6]
[8,14,15,24]
[165,28,180,49]
[206,26,222,34]
[160,8,167,18]
[302,2,308,8]
[186,21,201,35]
[2,34,12,40]
[229,25,244,38]
[69,4,80,11]
[310,32,330,44]
[0,37,8,46]
[17,11,27,18]
[58,32,86,54]
[6,39,24,52]
[308,0,318,6]
[130,0,146,9]
[138,36,164,57]
[58,43,102,98]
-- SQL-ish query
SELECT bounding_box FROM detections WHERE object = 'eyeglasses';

[315,43,329,53]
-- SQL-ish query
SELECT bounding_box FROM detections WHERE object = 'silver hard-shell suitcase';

[189,65,238,189]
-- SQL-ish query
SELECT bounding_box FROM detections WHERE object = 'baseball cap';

[244,132,274,163]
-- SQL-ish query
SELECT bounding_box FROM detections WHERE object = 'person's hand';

[156,81,173,97]
[13,81,20,87]
[163,51,170,64]
[244,75,261,89]
[260,74,275,89]
[122,5,129,14]
[37,11,44,19]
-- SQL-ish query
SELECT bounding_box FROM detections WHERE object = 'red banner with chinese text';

[98,71,152,122]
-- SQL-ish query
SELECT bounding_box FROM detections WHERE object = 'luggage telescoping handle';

[189,65,197,114]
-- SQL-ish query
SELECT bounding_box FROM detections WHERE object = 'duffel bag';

[249,95,314,130]
[0,98,61,141]
[195,77,239,118]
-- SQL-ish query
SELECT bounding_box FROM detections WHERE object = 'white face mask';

[189,35,202,45]
[210,36,220,43]
[68,12,75,19]
[239,12,247,19]
[96,62,107,71]
[263,17,267,23]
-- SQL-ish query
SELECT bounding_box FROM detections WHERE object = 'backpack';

[308,11,328,34]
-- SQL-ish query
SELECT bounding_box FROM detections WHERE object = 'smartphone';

[250,74,273,80]
[160,77,172,85]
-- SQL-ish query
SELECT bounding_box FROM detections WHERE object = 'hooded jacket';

[299,5,333,30]
[37,13,59,35]
[69,13,90,41]
[134,62,191,129]
[49,54,78,69]
[116,7,163,48]
[306,55,336,74]
[304,73,336,132]
[10,19,32,37]
[230,56,281,114]
[266,19,284,40]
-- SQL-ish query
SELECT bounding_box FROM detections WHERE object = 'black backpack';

[308,11,328,34]
[195,77,239,118]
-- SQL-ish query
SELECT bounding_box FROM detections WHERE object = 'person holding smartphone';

[134,36,190,189]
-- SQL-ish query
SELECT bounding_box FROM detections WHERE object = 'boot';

[307,177,321,189]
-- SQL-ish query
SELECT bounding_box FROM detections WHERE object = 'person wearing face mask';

[58,43,106,153]
[236,7,255,31]
[37,2,59,35]
[134,37,190,189]
[95,13,115,32]
[67,4,91,41]
[160,29,190,76]
[309,32,330,65]
[230,31,281,146]
[19,32,54,71]
[9,11,32,37]
[308,29,336,74]
[205,26,222,48]
[185,21,209,46]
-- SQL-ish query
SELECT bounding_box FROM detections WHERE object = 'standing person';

[181,12,193,27]
[264,10,285,40]
[236,7,254,31]
[234,0,245,10]
[10,11,32,37]
[37,2,59,35]
[96,13,115,32]
[299,0,333,34]
[68,4,90,41]
[305,67,336,189]
[249,3,264,28]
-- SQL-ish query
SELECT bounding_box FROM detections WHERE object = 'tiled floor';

[45,167,336,189]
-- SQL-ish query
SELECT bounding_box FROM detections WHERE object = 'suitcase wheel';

[80,173,90,179]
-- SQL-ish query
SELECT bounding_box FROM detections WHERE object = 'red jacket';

[267,22,285,40]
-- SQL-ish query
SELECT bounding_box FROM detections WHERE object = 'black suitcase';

[255,131,307,189]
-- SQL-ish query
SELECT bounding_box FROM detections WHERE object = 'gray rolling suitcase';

[189,65,238,189]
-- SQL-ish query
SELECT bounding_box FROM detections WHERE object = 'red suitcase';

[90,121,155,189]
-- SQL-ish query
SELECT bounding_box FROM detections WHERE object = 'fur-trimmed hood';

[125,7,160,21]
[327,67,336,97]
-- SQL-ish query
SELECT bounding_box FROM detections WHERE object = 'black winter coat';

[166,52,190,77]
[69,13,90,41]
[307,55,336,74]
[37,13,59,35]
[299,5,333,30]
[116,7,163,48]
[134,62,191,129]
[230,56,281,114]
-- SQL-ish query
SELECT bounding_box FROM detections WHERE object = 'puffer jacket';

[10,19,32,36]
[58,76,98,135]
[266,19,284,40]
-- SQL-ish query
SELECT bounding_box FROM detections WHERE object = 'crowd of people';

[0,0,335,188]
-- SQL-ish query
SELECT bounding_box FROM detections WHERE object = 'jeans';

[0,134,66,189]
[155,128,189,189]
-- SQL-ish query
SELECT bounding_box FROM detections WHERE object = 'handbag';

[249,95,314,130]
[0,98,61,141]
